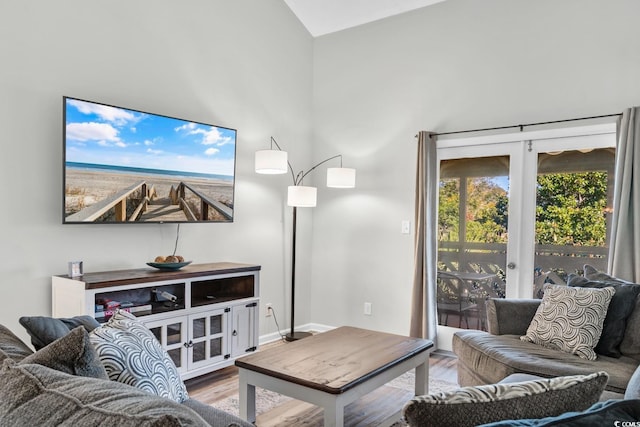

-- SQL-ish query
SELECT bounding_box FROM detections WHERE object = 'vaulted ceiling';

[284,0,447,37]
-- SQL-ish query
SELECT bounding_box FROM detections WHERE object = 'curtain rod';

[433,113,622,137]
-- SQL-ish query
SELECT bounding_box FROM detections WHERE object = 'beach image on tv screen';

[64,97,236,223]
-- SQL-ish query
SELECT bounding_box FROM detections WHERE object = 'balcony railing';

[437,241,608,330]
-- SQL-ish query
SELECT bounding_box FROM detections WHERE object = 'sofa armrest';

[486,298,541,335]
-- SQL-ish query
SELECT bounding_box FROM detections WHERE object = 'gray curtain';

[608,107,640,282]
[410,131,438,341]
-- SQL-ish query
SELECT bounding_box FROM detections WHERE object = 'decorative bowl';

[146,261,192,271]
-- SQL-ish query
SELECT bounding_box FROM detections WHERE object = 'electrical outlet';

[265,303,273,317]
[364,302,372,316]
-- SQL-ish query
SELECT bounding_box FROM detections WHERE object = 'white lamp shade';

[288,186,317,207]
[327,167,356,188]
[255,149,288,174]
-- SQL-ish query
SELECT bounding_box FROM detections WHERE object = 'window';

[435,124,617,335]
[533,148,614,297]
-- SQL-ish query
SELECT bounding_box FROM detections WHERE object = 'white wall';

[0,0,313,342]
[3,0,640,350]
[310,0,640,340]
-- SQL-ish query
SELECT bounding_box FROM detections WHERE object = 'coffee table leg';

[415,359,429,396]
[238,369,256,423]
[323,403,344,427]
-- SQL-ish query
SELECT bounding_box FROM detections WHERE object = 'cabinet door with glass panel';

[436,124,616,333]
[145,316,189,374]
[188,308,229,370]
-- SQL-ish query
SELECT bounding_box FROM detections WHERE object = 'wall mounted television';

[63,96,237,224]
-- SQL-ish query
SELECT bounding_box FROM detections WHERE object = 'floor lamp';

[255,137,356,341]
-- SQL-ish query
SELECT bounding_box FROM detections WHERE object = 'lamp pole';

[286,205,312,341]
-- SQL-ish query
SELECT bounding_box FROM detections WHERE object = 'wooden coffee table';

[235,326,434,427]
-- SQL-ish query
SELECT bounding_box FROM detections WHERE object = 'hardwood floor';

[184,340,458,426]
[427,350,458,384]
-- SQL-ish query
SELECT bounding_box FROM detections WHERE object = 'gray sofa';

[453,297,640,399]
[0,322,252,427]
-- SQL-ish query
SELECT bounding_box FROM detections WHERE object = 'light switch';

[401,220,411,234]
[364,302,372,315]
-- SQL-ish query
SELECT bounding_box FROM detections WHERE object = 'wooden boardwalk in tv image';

[65,180,233,223]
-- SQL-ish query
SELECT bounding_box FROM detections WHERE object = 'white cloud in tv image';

[63,96,237,224]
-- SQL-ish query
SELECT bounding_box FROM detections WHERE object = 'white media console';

[51,262,260,380]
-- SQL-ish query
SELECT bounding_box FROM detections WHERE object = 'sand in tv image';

[64,97,236,223]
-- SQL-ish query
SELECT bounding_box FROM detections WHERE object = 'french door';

[435,123,617,348]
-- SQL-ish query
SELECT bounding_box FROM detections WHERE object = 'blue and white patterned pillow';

[89,310,188,403]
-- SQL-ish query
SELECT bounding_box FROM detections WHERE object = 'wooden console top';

[235,326,433,394]
[55,262,261,290]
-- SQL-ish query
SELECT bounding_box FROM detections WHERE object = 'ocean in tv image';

[63,97,236,223]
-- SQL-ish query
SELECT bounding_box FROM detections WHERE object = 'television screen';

[63,96,236,224]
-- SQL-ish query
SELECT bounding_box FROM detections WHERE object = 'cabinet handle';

[232,330,238,336]
[183,340,193,348]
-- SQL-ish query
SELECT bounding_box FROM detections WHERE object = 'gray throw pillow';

[402,372,609,427]
[584,264,636,284]
[89,310,189,403]
[21,326,108,379]
[521,285,614,360]
[0,361,208,427]
[583,264,640,359]
[19,315,100,350]
[568,273,640,357]
[620,296,640,359]
[0,324,33,362]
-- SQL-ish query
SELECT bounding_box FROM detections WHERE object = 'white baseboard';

[259,323,336,346]
[305,322,335,333]
[258,331,284,345]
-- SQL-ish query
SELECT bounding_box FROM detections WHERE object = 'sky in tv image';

[65,98,236,178]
